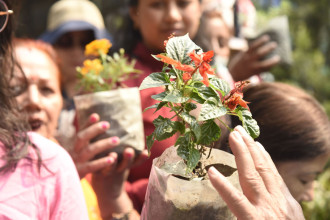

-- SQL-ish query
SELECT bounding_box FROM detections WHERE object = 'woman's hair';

[111,0,141,54]
[233,82,330,162]
[0,0,42,173]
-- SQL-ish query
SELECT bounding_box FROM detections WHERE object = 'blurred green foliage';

[254,1,330,218]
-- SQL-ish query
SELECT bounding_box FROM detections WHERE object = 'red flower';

[156,49,215,86]
[224,81,250,110]
[225,92,249,111]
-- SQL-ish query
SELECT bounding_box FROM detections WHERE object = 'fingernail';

[110,137,119,145]
[90,115,98,123]
[208,166,219,177]
[126,151,134,159]
[235,126,248,136]
[102,122,109,129]
[107,157,114,164]
[231,130,240,140]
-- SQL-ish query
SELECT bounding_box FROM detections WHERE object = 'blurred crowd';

[0,0,329,219]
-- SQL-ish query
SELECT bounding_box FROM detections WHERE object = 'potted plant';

[139,34,259,219]
[74,39,145,159]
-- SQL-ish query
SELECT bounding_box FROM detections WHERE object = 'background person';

[231,82,330,203]
[12,38,147,219]
[114,0,203,212]
[39,0,113,150]
[0,1,88,219]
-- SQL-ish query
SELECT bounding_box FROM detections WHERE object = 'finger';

[255,41,277,58]
[101,152,118,176]
[208,166,256,219]
[256,55,281,72]
[79,136,120,162]
[74,121,110,153]
[116,148,135,172]
[255,142,288,194]
[248,34,271,51]
[77,113,100,130]
[132,149,149,167]
[235,126,281,194]
[228,128,267,199]
[77,153,117,178]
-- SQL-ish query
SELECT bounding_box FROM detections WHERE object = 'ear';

[129,7,140,29]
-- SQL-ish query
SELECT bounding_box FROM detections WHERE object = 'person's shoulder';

[27,132,72,162]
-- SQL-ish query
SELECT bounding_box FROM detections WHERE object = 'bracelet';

[111,209,133,220]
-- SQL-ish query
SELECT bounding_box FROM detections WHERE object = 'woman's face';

[276,153,329,203]
[12,46,63,139]
[130,0,202,53]
[54,30,94,83]
[203,15,231,59]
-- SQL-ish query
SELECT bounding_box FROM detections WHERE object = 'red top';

[124,43,177,212]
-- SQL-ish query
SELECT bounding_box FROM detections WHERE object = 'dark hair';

[111,0,141,54]
[232,82,330,162]
[0,0,42,173]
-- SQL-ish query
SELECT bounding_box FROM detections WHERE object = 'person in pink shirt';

[0,0,88,219]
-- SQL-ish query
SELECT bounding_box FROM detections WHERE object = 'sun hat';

[39,0,111,44]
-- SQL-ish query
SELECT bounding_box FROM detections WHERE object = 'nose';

[300,182,315,202]
[24,86,42,111]
[165,2,182,23]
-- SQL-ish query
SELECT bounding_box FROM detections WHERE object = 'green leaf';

[199,120,221,146]
[180,112,197,125]
[187,146,200,172]
[151,92,167,101]
[209,78,231,96]
[146,134,155,155]
[190,122,202,143]
[176,135,190,161]
[153,116,183,141]
[139,72,170,90]
[196,86,220,102]
[198,102,227,121]
[163,89,189,103]
[144,101,168,113]
[166,34,201,65]
[184,102,197,112]
[241,109,260,139]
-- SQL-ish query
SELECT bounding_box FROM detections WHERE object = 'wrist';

[99,191,134,219]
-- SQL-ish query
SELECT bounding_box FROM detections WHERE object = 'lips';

[28,119,43,131]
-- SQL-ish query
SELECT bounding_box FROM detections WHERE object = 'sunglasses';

[0,0,13,33]
[54,31,95,50]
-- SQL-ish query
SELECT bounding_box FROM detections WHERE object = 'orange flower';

[188,50,215,86]
[156,54,194,72]
[85,39,112,56]
[224,81,250,110]
[81,59,103,75]
[225,92,249,111]
[156,50,215,86]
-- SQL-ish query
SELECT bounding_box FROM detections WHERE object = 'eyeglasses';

[0,0,13,33]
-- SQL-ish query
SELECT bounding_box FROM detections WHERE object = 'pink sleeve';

[29,133,89,220]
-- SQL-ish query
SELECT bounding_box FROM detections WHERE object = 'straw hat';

[39,0,111,44]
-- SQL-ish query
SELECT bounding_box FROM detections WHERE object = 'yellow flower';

[81,59,103,75]
[85,39,112,56]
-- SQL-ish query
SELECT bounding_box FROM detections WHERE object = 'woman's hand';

[69,113,121,179]
[228,35,280,81]
[208,126,305,220]
[91,148,148,220]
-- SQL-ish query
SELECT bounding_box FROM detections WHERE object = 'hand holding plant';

[139,34,260,174]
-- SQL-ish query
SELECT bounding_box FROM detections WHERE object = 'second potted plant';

[74,39,145,159]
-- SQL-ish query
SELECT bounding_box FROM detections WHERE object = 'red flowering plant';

[139,34,259,174]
